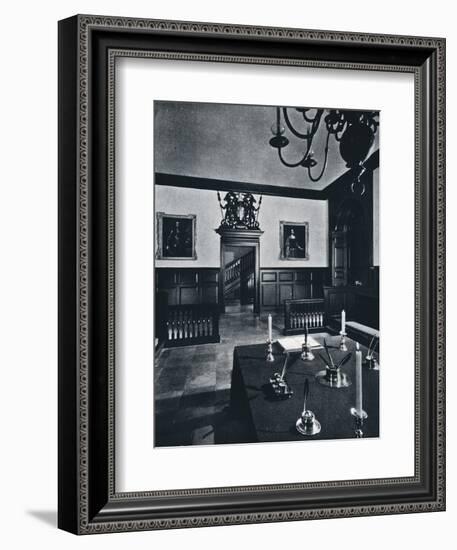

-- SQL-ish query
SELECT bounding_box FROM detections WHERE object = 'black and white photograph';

[154,100,380,447]
[1,0,448,542]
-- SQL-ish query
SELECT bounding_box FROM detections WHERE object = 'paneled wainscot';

[156,268,219,306]
[259,268,328,310]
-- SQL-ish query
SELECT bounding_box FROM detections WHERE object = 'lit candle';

[268,314,272,342]
[341,309,346,334]
[355,342,363,415]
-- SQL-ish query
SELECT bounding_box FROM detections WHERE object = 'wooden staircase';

[223,249,255,305]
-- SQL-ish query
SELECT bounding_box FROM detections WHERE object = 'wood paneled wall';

[156,267,330,310]
[323,285,379,330]
[260,268,328,310]
[326,153,378,287]
[156,268,219,306]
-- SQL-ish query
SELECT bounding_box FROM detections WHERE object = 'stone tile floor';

[154,311,283,447]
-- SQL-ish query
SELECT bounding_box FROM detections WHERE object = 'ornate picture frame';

[58,14,445,534]
[279,221,309,260]
[155,212,197,260]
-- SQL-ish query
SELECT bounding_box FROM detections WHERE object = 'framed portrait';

[58,15,445,534]
[279,221,309,260]
[156,212,197,260]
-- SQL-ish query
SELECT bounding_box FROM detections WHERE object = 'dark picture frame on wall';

[279,221,309,260]
[156,212,197,260]
[58,14,445,534]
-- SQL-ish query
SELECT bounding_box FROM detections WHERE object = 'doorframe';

[216,228,263,315]
[331,196,371,287]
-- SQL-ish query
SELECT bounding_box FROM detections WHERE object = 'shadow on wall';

[26,510,57,528]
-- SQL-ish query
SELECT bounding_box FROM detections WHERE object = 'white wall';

[155,186,329,267]
[155,187,221,267]
[258,195,328,267]
[1,2,454,550]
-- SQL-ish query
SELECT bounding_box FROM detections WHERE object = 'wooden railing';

[164,304,220,347]
[225,258,241,287]
[283,298,326,335]
[224,249,255,298]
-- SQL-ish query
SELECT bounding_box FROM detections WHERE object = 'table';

[230,334,379,443]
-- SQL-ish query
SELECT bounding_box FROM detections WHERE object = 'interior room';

[154,100,380,447]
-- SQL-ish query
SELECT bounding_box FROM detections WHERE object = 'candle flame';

[356,342,360,350]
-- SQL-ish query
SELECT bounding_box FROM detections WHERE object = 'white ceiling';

[154,101,379,191]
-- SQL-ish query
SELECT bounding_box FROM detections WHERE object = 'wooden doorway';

[222,245,255,310]
[331,198,370,287]
[216,228,263,314]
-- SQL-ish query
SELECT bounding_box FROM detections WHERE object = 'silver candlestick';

[339,331,348,351]
[266,339,274,362]
[301,342,315,361]
[296,379,321,436]
[301,325,314,361]
[350,407,368,438]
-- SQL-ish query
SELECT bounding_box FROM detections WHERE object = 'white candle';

[341,309,346,334]
[355,342,363,415]
[268,314,272,341]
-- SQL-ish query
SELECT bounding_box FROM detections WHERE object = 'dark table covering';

[231,335,379,443]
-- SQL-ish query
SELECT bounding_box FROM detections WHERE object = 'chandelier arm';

[282,108,313,140]
[311,110,324,136]
[303,109,321,123]
[277,147,309,168]
[307,131,332,183]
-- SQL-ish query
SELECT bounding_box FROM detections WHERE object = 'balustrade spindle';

[164,304,220,347]
[283,298,325,336]
[202,318,206,337]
